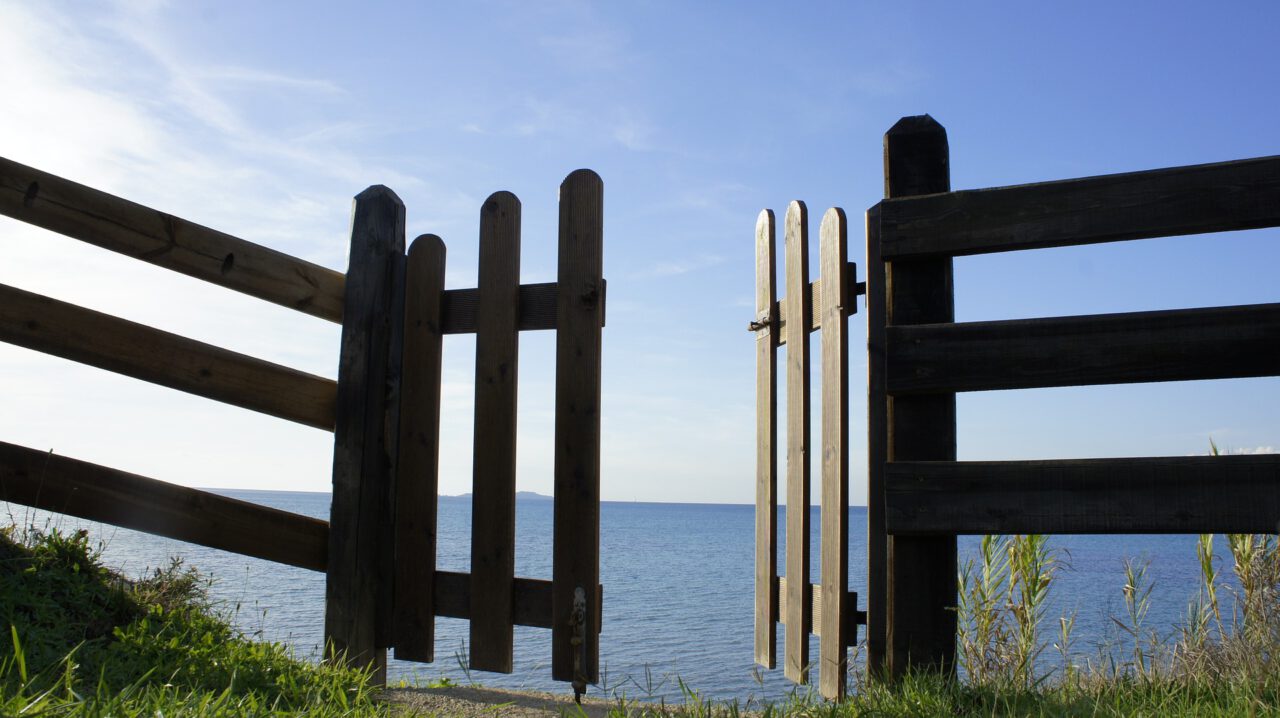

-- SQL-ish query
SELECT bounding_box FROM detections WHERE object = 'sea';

[2,491,1235,703]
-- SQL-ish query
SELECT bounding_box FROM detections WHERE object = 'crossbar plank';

[778,578,861,642]
[435,572,602,632]
[877,155,1280,259]
[393,234,447,663]
[885,455,1280,535]
[0,157,346,322]
[887,303,1280,394]
[0,282,336,429]
[782,200,811,685]
[753,209,778,670]
[0,441,328,571]
[470,191,522,673]
[441,282,605,334]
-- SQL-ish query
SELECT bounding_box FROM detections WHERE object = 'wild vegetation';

[0,524,387,717]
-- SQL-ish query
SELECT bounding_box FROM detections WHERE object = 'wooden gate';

[866,115,1280,678]
[752,202,864,699]
[0,158,605,694]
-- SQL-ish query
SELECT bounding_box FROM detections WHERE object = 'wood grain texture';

[774,265,858,346]
[0,157,345,322]
[864,204,888,674]
[441,282,605,334]
[0,282,335,430]
[778,578,861,641]
[393,234,446,663]
[877,154,1280,260]
[782,200,811,684]
[881,115,957,680]
[754,209,778,670]
[435,573,601,631]
[551,170,604,685]
[0,441,328,571]
[470,191,522,673]
[326,186,405,684]
[887,303,1280,394]
[818,207,850,700]
[885,456,1280,535]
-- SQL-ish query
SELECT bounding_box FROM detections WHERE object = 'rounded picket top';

[407,233,446,262]
[483,190,521,215]
[821,206,847,235]
[756,208,775,235]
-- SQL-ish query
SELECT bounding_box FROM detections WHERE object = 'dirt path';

[381,685,618,717]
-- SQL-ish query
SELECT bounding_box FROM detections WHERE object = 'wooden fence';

[866,115,1280,678]
[752,202,865,699]
[0,158,605,693]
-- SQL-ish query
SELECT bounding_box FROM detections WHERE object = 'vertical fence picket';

[393,233,446,663]
[470,192,523,673]
[754,210,779,670]
[326,185,406,684]
[783,200,812,684]
[552,170,605,687]
[818,208,849,699]
[881,115,957,678]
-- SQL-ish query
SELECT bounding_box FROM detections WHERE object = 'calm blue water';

[2,493,1228,702]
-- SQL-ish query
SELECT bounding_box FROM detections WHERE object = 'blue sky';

[1,1,1276,505]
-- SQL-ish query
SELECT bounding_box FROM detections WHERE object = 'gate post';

[326,186,406,684]
[867,115,957,678]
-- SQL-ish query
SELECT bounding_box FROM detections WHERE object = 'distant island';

[444,490,553,501]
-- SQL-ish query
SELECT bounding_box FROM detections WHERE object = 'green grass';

[0,524,389,716]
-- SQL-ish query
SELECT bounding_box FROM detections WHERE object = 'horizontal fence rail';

[0,157,347,321]
[868,115,1280,683]
[877,154,1280,259]
[0,282,337,429]
[885,455,1280,535]
[0,441,329,571]
[886,302,1280,394]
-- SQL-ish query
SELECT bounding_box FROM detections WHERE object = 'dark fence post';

[326,185,406,684]
[552,170,604,692]
[393,233,447,663]
[868,115,957,678]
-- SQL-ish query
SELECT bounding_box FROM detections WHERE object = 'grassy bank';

[0,525,387,716]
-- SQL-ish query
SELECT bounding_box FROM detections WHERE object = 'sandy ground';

[381,685,619,717]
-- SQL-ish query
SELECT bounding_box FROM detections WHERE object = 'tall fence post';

[867,115,957,678]
[552,170,605,694]
[326,185,406,684]
[753,210,778,670]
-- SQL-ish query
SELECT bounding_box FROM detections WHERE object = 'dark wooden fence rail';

[866,115,1280,680]
[0,158,605,692]
[753,202,862,699]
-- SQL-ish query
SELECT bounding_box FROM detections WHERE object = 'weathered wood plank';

[818,207,850,700]
[470,191,522,674]
[435,572,601,631]
[885,455,1280,535]
[441,282,605,334]
[864,204,888,674]
[782,200,811,685]
[326,186,405,684]
[0,282,336,430]
[0,441,327,571]
[0,156,345,322]
[551,170,604,686]
[754,209,779,670]
[877,154,1280,259]
[393,234,447,663]
[881,115,957,680]
[773,265,859,346]
[778,578,861,641]
[887,303,1280,394]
